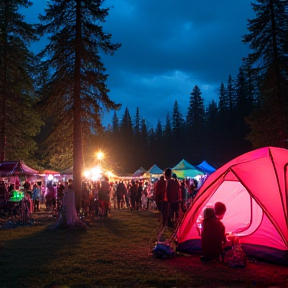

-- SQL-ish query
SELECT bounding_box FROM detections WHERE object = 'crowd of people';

[0,170,201,223]
[79,171,199,224]
[1,171,234,263]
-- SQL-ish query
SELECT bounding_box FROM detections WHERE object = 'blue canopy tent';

[132,167,147,177]
[143,164,163,178]
[195,160,216,174]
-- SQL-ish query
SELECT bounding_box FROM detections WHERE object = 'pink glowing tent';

[175,147,288,265]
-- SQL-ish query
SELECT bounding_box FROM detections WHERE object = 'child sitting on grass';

[200,207,226,262]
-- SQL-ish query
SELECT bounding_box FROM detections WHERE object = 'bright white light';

[83,170,91,178]
[89,166,102,181]
[48,174,54,181]
[107,171,114,178]
[96,151,104,160]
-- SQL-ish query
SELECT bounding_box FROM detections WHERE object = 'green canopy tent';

[172,159,204,179]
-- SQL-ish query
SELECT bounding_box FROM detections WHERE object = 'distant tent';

[175,147,288,265]
[0,160,39,177]
[133,167,147,177]
[40,169,60,175]
[172,159,204,179]
[195,160,216,174]
[144,164,163,178]
[60,167,73,175]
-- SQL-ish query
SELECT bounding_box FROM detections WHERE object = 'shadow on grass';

[0,217,86,288]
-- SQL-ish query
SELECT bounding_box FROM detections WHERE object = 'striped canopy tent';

[172,159,204,179]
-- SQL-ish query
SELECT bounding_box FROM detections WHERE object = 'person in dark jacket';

[163,168,180,227]
[200,207,226,262]
[136,181,143,210]
[155,176,166,225]
[98,175,110,217]
[116,181,127,210]
[129,180,138,210]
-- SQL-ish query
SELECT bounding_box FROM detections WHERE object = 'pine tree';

[120,107,133,137]
[172,100,183,132]
[218,83,228,113]
[243,0,288,147]
[112,111,119,133]
[205,99,219,162]
[162,113,172,167]
[186,85,205,162]
[133,107,141,136]
[0,0,42,164]
[226,75,236,114]
[217,81,233,161]
[37,0,121,208]
[233,68,254,154]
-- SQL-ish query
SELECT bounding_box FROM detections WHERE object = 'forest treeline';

[0,1,288,179]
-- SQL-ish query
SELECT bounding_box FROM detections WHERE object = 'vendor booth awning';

[143,164,163,177]
[133,167,147,177]
[172,159,204,178]
[0,160,39,177]
[195,160,216,174]
[59,167,73,175]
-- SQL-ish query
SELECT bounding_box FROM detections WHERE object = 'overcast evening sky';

[23,0,255,128]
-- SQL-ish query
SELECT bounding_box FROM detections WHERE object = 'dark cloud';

[24,0,255,127]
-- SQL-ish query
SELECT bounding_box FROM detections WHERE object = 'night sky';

[24,0,255,128]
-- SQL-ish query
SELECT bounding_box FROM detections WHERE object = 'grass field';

[1,208,288,288]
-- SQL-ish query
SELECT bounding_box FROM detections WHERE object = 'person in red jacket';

[164,168,180,228]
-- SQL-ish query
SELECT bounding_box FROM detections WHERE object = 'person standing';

[32,183,41,212]
[129,180,138,210]
[98,175,110,217]
[155,176,166,225]
[136,181,143,211]
[56,181,65,212]
[116,181,126,210]
[164,168,180,227]
[58,179,78,227]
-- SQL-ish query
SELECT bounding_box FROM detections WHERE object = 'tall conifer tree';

[0,0,42,163]
[37,0,121,209]
[243,0,288,147]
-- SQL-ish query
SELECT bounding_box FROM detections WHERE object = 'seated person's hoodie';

[201,208,226,261]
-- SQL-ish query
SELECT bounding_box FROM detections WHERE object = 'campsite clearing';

[0,209,288,288]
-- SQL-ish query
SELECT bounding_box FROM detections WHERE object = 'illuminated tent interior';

[175,147,288,265]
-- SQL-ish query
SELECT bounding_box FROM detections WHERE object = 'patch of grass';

[1,209,288,288]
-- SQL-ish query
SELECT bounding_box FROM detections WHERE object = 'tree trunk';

[73,0,84,211]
